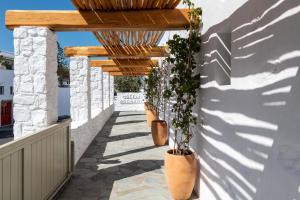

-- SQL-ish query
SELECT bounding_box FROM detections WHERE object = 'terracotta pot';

[165,149,196,200]
[146,109,156,126]
[144,102,149,111]
[151,120,168,146]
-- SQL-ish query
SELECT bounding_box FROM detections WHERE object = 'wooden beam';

[101,65,152,69]
[65,46,107,57]
[110,72,149,76]
[90,60,115,66]
[90,59,158,67]
[64,46,167,58]
[101,66,151,72]
[92,64,153,69]
[6,9,190,31]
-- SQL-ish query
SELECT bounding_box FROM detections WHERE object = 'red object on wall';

[1,100,12,126]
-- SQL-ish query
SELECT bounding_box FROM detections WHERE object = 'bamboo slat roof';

[5,0,189,76]
[72,0,181,11]
[71,0,182,76]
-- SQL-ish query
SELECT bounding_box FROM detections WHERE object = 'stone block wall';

[69,57,114,163]
[91,67,103,118]
[13,26,58,138]
[109,75,114,105]
[12,26,115,164]
[103,72,110,109]
[69,56,90,127]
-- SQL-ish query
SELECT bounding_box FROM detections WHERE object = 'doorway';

[1,100,12,126]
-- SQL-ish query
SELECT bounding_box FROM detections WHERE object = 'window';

[0,86,4,95]
[10,86,13,95]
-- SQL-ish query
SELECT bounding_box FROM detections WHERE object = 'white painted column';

[102,72,110,109]
[69,56,90,128]
[13,26,58,138]
[90,67,103,118]
[109,75,114,105]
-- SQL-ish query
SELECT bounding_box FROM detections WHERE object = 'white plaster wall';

[72,105,114,163]
[58,87,70,116]
[161,1,300,199]
[13,26,58,137]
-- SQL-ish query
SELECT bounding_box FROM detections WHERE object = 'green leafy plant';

[150,64,170,120]
[164,0,202,155]
[0,54,13,70]
[114,76,142,92]
[57,42,70,87]
[145,67,158,109]
[160,63,171,121]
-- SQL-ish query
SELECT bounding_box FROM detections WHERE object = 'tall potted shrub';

[145,68,158,126]
[163,0,202,199]
[151,65,169,146]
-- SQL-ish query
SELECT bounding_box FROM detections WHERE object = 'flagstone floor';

[58,111,198,200]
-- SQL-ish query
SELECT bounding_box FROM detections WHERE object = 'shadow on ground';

[57,111,170,200]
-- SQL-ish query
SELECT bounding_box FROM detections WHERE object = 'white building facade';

[0,69,14,103]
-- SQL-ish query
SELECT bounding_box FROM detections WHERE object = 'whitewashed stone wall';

[69,56,90,127]
[13,26,58,138]
[70,57,114,163]
[109,75,114,105]
[103,72,110,109]
[90,67,103,118]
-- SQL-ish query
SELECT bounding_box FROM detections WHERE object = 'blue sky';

[0,0,99,53]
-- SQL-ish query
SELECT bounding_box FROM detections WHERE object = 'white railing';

[0,119,73,200]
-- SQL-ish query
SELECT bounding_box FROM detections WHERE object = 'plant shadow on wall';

[191,0,300,199]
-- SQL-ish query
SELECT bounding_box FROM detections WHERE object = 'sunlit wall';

[160,0,300,199]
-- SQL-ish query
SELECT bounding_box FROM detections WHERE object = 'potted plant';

[163,0,202,199]
[151,64,169,146]
[145,68,157,126]
[144,101,149,111]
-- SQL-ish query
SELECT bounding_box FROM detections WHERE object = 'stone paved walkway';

[58,111,174,200]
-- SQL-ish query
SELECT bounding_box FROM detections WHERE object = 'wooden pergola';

[6,0,190,76]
